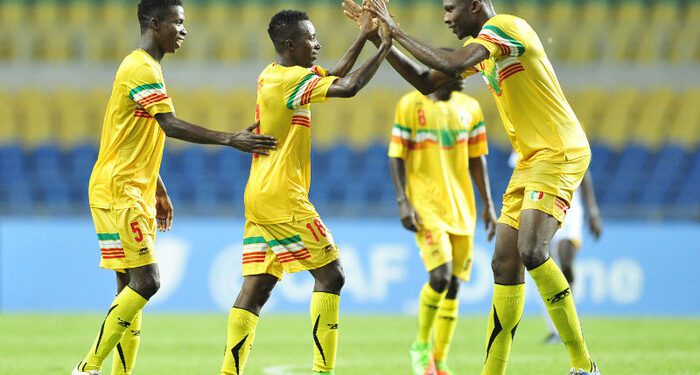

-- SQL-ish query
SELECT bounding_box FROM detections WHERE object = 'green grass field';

[1,314,699,375]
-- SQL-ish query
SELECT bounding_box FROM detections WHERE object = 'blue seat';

[3,181,34,213]
[604,144,651,205]
[181,146,210,181]
[214,148,250,185]
[0,145,27,184]
[326,143,353,180]
[67,144,98,201]
[639,145,689,205]
[31,144,64,181]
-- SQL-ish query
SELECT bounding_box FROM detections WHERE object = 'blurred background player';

[362,0,601,373]
[219,9,392,375]
[389,76,496,375]
[509,154,604,343]
[72,1,277,374]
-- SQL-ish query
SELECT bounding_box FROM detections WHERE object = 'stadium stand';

[0,0,698,219]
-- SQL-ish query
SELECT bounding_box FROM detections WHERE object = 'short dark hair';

[137,0,183,33]
[268,9,309,52]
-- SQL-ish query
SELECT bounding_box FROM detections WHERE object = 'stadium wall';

[2,218,698,315]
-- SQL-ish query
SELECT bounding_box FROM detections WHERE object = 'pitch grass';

[1,314,699,375]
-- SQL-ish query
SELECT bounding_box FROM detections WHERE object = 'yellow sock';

[529,258,591,370]
[416,283,447,343]
[433,298,459,362]
[221,307,258,375]
[481,284,525,375]
[80,287,147,372]
[310,292,340,372]
[111,310,142,375]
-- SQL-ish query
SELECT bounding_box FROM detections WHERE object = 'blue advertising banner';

[1,218,698,315]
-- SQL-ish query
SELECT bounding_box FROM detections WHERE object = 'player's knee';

[130,274,160,300]
[315,267,345,294]
[491,254,523,283]
[429,271,451,293]
[517,235,549,270]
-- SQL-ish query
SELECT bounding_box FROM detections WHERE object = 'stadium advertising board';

[2,218,698,315]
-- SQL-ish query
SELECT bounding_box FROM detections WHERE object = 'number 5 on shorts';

[131,221,143,242]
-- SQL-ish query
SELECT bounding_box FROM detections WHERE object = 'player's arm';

[342,0,457,94]
[325,19,393,98]
[155,175,173,232]
[469,156,497,241]
[580,170,603,239]
[327,7,377,77]
[389,157,422,232]
[154,114,277,155]
[366,0,490,78]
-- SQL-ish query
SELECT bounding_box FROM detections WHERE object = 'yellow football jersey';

[244,63,338,224]
[88,49,175,216]
[388,91,488,235]
[463,14,590,163]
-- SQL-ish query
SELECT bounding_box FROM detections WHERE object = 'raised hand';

[228,121,278,155]
[342,0,362,25]
[377,17,393,44]
[365,0,398,33]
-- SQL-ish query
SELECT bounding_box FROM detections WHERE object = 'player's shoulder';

[117,50,162,80]
[282,64,321,81]
[484,14,532,36]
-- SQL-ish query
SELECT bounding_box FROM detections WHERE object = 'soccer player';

[389,76,497,375]
[219,9,392,375]
[509,154,603,343]
[347,0,601,373]
[72,1,277,374]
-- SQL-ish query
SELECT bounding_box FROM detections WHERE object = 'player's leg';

[519,207,593,372]
[111,272,143,375]
[221,273,278,375]
[221,221,280,375]
[410,229,452,375]
[76,264,158,374]
[481,223,526,375]
[75,208,158,374]
[433,234,473,375]
[557,239,577,287]
[308,259,345,375]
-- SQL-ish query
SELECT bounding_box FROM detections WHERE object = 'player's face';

[157,5,187,53]
[291,20,321,68]
[443,0,480,39]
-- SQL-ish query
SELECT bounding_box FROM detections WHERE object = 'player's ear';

[149,16,160,31]
[283,39,294,52]
[471,0,482,13]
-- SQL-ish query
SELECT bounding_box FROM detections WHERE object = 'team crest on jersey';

[480,57,525,97]
[529,191,545,201]
[458,109,472,126]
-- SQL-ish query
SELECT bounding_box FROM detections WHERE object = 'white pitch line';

[262,364,309,375]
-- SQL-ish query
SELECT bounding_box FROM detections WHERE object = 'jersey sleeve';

[467,103,488,158]
[469,16,526,60]
[283,66,338,110]
[388,96,414,160]
[126,64,174,117]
